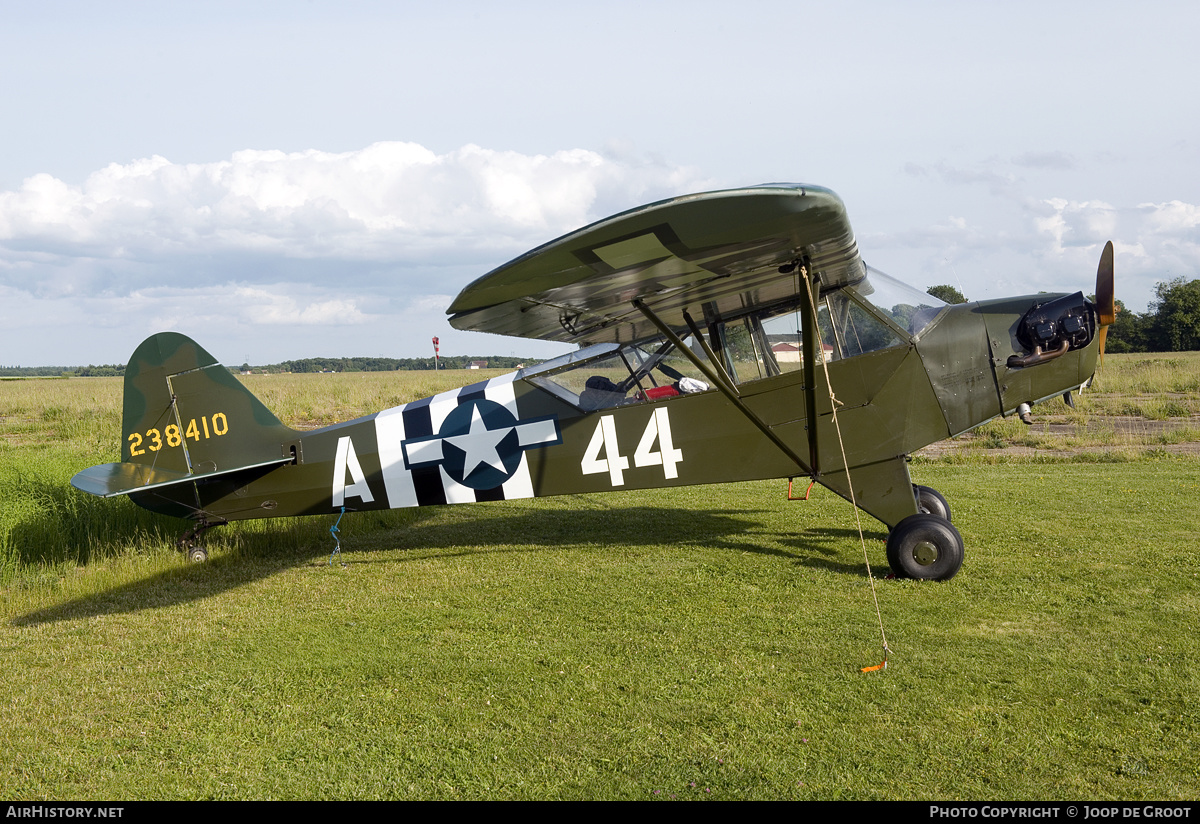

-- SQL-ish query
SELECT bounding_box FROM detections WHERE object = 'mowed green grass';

[1,367,1198,799]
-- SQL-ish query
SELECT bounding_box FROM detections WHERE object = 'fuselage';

[124,287,1101,531]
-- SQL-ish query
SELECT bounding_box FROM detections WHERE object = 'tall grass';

[933,352,1200,454]
[0,448,180,579]
[1081,352,1200,417]
[1090,353,1200,395]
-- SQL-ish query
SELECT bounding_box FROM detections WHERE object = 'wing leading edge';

[447,184,863,344]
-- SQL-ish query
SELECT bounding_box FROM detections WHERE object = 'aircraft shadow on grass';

[12,505,883,627]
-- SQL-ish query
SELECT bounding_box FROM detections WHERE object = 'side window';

[718,318,768,383]
[527,335,711,410]
[716,304,809,383]
[760,308,807,373]
[714,291,906,386]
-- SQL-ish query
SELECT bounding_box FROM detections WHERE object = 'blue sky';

[2,1,1196,365]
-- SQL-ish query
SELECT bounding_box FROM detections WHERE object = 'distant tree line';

[0,366,68,377]
[74,364,126,377]
[260,355,535,373]
[0,364,125,378]
[0,355,537,378]
[1102,278,1200,353]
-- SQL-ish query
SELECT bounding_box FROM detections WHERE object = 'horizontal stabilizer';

[71,457,293,499]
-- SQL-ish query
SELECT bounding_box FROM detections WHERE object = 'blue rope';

[329,506,347,565]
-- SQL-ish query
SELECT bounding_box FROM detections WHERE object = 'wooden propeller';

[1095,241,1115,360]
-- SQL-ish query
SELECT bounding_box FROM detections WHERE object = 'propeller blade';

[1095,240,1115,362]
[1096,241,1115,326]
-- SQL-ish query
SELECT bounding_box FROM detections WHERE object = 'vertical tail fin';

[73,332,298,505]
[120,332,296,477]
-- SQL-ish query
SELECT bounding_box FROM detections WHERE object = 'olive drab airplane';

[72,184,1116,580]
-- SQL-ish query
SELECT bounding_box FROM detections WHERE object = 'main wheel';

[886,514,964,581]
[913,484,952,522]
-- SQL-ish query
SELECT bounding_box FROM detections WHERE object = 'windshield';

[848,266,948,337]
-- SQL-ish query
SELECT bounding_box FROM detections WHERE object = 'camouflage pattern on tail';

[72,333,297,501]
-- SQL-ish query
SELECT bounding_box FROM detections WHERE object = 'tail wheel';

[913,484,952,522]
[177,520,220,562]
[886,514,964,581]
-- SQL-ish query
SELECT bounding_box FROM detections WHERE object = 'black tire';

[886,514,964,581]
[913,484,952,522]
[187,546,209,563]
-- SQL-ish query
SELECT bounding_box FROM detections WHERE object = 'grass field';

[1,357,1198,799]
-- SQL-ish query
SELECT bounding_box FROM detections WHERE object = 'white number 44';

[581,407,682,486]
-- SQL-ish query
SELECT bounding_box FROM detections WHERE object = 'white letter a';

[333,436,375,506]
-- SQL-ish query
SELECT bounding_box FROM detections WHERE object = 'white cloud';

[5,138,1196,364]
[230,287,369,326]
[85,283,371,335]
[0,141,713,363]
[1033,198,1118,253]
[864,191,1200,314]
[1137,200,1200,237]
[1035,198,1198,257]
[1027,198,1200,310]
[0,142,708,278]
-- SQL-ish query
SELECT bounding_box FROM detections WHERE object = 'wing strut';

[682,310,737,396]
[797,260,822,472]
[631,298,815,477]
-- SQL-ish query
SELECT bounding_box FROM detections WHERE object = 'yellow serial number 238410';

[128,413,230,457]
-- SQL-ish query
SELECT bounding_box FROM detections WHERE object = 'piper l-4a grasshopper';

[73,184,1116,580]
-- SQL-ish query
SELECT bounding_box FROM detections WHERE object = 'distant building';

[771,341,802,363]
[770,341,833,363]
[469,360,488,370]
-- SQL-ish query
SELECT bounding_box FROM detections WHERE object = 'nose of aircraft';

[976,241,1114,422]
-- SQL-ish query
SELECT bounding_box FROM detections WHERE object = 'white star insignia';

[443,405,513,478]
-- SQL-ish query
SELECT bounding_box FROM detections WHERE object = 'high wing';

[447,184,862,344]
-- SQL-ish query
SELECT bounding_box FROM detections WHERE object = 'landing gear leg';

[913,484,952,522]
